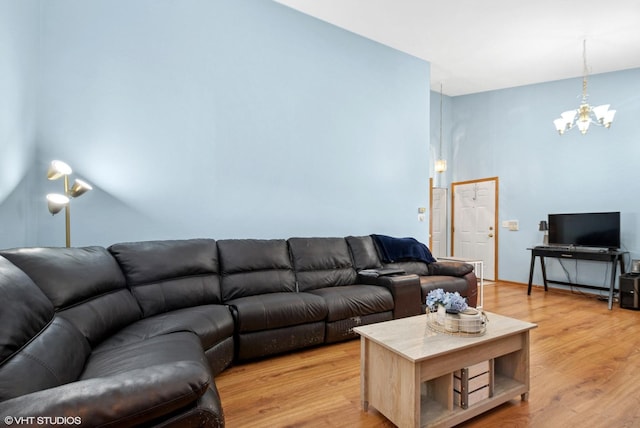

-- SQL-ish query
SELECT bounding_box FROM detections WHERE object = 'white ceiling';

[274,0,640,96]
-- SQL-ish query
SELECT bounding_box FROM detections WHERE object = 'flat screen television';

[548,211,621,250]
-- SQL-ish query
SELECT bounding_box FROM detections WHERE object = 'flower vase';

[436,305,446,325]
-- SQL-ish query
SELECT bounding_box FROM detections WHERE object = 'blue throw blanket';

[371,234,436,264]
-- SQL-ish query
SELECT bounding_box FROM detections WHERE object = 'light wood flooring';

[215,282,640,427]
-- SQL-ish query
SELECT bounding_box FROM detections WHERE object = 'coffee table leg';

[361,338,369,411]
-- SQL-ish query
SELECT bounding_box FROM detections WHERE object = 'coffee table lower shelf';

[421,376,527,427]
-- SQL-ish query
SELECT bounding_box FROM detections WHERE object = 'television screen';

[548,212,621,249]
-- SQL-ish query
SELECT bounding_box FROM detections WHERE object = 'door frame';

[451,176,499,281]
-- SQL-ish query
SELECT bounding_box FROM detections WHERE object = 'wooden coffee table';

[353,312,537,428]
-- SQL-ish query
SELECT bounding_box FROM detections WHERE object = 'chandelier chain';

[439,83,443,156]
[582,39,589,102]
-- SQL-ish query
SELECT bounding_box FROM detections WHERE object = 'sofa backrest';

[0,256,90,402]
[108,239,221,317]
[288,237,357,292]
[218,239,296,301]
[0,247,140,347]
[345,235,384,271]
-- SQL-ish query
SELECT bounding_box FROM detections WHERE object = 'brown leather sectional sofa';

[0,235,476,427]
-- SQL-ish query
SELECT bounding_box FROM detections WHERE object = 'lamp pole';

[64,175,71,248]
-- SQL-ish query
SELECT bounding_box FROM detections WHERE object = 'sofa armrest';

[0,361,212,427]
[462,271,479,308]
[428,261,474,277]
[427,262,478,307]
[358,273,422,318]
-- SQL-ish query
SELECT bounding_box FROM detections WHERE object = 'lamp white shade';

[69,179,93,198]
[46,193,70,214]
[553,118,567,134]
[560,110,577,125]
[47,160,72,180]
[604,110,616,127]
[592,104,610,122]
[577,119,591,134]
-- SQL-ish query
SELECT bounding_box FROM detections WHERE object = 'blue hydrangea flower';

[426,288,446,310]
[426,288,468,312]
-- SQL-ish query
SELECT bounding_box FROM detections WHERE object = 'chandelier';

[553,40,616,135]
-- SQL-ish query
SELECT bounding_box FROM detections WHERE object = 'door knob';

[488,233,494,238]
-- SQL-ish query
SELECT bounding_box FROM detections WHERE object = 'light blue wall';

[31,0,431,246]
[447,68,640,286]
[7,0,636,291]
[0,0,40,248]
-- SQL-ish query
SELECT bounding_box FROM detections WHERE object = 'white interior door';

[452,178,498,281]
[430,187,447,258]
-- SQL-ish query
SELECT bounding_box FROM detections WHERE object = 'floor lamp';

[46,160,92,247]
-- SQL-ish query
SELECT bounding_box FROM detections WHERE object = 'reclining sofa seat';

[217,239,328,361]
[346,235,478,309]
[0,248,224,427]
[108,239,235,375]
[288,237,395,343]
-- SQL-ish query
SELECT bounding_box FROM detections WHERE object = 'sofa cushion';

[95,305,234,353]
[109,239,221,317]
[346,235,383,271]
[0,361,216,428]
[308,285,394,322]
[0,247,127,310]
[0,256,54,364]
[0,256,90,402]
[288,237,357,292]
[0,247,141,347]
[0,317,90,402]
[227,292,328,333]
[218,239,296,301]
[81,331,209,379]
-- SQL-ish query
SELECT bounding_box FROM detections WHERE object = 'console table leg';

[540,257,548,291]
[527,255,536,295]
[608,259,617,310]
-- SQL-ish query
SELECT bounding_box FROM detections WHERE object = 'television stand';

[527,246,628,310]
